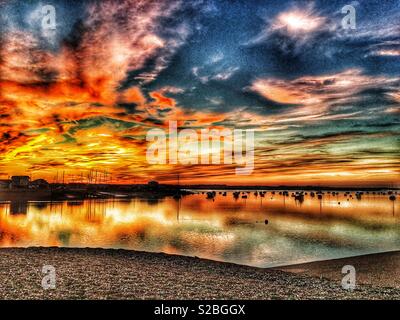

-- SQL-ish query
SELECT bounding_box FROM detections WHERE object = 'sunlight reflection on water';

[0,191,399,267]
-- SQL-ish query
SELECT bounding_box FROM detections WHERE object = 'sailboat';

[173,173,182,200]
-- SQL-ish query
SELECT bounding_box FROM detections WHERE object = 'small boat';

[294,194,304,202]
[206,191,216,199]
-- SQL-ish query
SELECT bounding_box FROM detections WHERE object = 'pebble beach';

[0,247,399,300]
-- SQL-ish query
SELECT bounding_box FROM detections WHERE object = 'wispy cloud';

[192,66,239,83]
[250,68,400,123]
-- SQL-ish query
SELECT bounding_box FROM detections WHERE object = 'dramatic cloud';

[0,0,221,181]
[251,69,400,122]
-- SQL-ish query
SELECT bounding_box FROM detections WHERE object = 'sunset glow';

[0,0,399,187]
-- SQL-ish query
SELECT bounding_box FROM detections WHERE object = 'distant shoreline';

[185,185,400,191]
[0,184,397,202]
[0,247,399,299]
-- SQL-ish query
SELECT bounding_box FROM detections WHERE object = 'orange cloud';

[150,92,176,108]
[250,79,311,104]
[119,87,146,105]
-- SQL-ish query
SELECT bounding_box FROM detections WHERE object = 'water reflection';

[0,191,399,267]
[9,200,28,215]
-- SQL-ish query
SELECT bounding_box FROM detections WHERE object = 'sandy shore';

[278,250,400,289]
[0,247,399,300]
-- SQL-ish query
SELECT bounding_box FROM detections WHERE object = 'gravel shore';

[0,247,399,300]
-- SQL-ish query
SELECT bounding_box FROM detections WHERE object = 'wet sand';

[278,250,400,289]
[0,247,399,300]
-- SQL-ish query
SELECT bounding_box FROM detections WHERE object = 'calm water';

[0,191,399,267]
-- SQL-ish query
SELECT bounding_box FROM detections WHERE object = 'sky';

[0,0,399,186]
